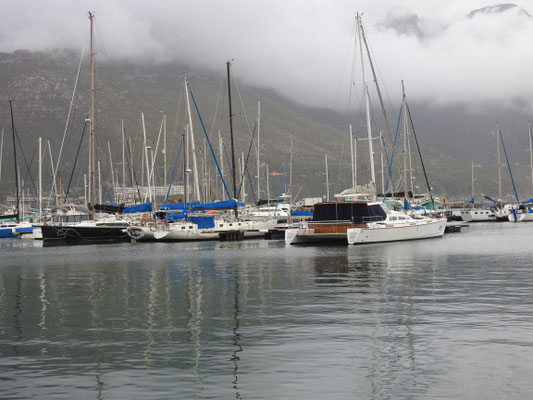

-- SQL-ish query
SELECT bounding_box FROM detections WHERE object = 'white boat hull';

[347,218,446,245]
[460,209,496,222]
[508,212,533,222]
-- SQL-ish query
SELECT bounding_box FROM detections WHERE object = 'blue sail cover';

[463,198,475,204]
[123,202,153,214]
[160,202,200,210]
[291,210,313,217]
[189,216,215,229]
[166,211,186,222]
[522,198,533,204]
[191,199,238,210]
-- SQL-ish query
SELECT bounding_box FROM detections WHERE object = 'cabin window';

[181,226,185,229]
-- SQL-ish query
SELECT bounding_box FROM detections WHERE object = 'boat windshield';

[379,203,392,214]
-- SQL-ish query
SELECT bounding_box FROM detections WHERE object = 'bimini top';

[312,201,387,224]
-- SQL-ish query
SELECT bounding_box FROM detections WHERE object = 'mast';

[88,11,96,217]
[0,128,4,186]
[39,137,42,220]
[163,112,167,189]
[496,122,502,201]
[357,14,376,185]
[182,133,187,211]
[9,100,20,222]
[227,61,238,218]
[529,120,533,196]
[266,164,270,206]
[141,113,152,203]
[97,160,102,204]
[402,82,409,199]
[349,124,355,188]
[184,77,201,202]
[121,119,126,202]
[471,160,475,201]
[256,100,261,201]
[108,141,115,203]
[219,130,224,199]
[380,131,385,194]
[289,136,294,211]
[325,153,330,201]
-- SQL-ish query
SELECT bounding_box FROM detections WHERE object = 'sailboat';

[286,15,445,245]
[36,12,133,245]
[0,100,35,238]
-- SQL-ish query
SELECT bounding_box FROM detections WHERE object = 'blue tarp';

[191,199,238,210]
[160,201,201,210]
[189,216,215,229]
[291,210,313,217]
[165,211,186,222]
[123,202,153,214]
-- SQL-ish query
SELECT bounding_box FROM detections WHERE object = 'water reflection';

[1,226,533,398]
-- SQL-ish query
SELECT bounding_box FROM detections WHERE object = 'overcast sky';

[1,1,532,110]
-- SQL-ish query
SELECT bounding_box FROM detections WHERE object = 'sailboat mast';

[227,61,238,218]
[163,112,167,189]
[325,153,330,201]
[184,77,201,202]
[471,160,475,200]
[87,13,100,213]
[357,14,376,185]
[39,137,42,219]
[402,84,409,198]
[256,100,261,201]
[349,124,355,188]
[496,122,502,200]
[0,128,4,186]
[529,120,533,196]
[89,12,96,216]
[9,100,20,222]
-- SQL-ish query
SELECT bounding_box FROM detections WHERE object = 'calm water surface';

[1,222,533,399]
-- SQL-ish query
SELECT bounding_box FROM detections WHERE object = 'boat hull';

[347,218,446,245]
[39,225,130,244]
[285,228,348,244]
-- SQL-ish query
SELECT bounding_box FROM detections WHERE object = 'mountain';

[0,49,531,204]
[467,3,532,19]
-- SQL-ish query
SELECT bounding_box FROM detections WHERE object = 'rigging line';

[359,19,395,127]
[275,152,291,214]
[49,43,85,204]
[497,125,520,203]
[406,101,435,207]
[232,71,260,160]
[18,142,37,198]
[65,117,89,201]
[147,115,165,192]
[163,139,183,205]
[384,107,403,195]
[189,86,232,200]
[14,128,38,199]
[246,167,257,205]
[209,71,225,136]
[94,19,110,64]
[359,21,401,170]
[123,126,142,203]
[173,79,185,143]
[236,122,258,199]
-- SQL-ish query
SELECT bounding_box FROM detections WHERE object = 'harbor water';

[1,222,533,399]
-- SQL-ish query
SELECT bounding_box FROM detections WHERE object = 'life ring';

[156,219,163,226]
[140,217,148,225]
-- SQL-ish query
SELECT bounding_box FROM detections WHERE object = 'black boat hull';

[40,225,130,245]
